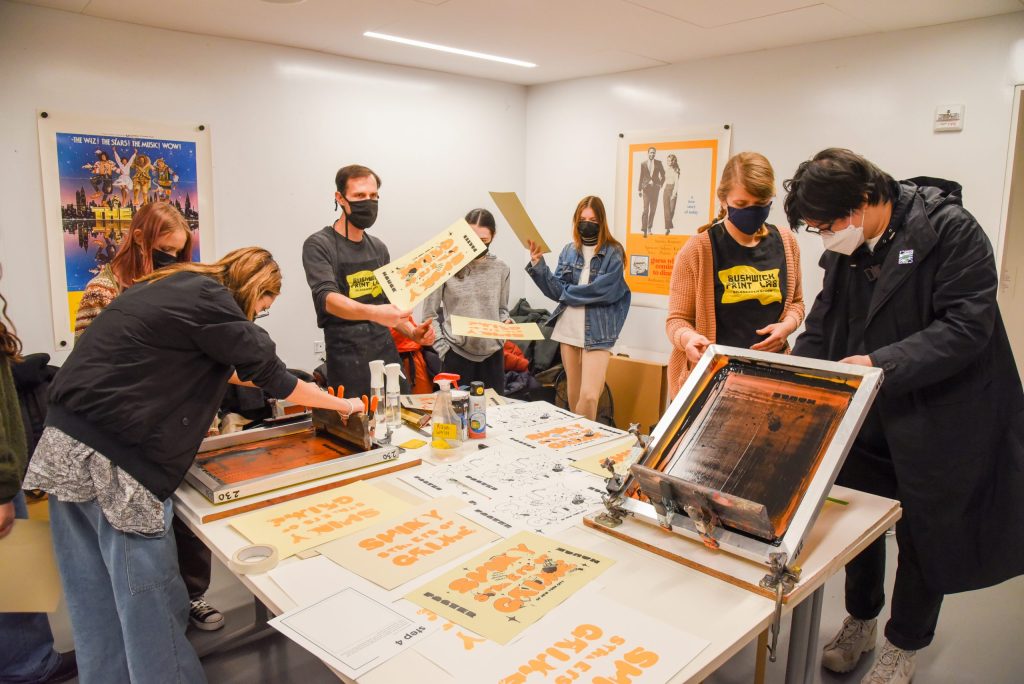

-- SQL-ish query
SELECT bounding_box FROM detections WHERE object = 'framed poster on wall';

[614,125,731,308]
[36,111,213,350]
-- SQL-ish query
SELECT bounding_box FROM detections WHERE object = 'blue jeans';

[48,496,206,684]
[0,492,61,684]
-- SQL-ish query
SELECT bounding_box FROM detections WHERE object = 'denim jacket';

[525,242,631,350]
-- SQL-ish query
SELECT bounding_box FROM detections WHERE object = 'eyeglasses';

[803,221,836,236]
[255,309,270,320]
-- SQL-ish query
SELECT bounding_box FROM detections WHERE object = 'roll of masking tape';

[230,544,279,575]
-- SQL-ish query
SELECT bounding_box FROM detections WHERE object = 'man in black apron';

[302,165,434,397]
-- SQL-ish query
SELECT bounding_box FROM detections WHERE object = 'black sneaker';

[189,597,225,631]
[43,650,77,683]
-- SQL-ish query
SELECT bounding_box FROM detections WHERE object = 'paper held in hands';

[450,315,544,341]
[373,218,487,310]
[489,191,550,254]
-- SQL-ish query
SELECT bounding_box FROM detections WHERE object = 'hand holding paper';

[489,191,550,254]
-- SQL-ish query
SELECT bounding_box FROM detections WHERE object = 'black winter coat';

[794,178,1024,594]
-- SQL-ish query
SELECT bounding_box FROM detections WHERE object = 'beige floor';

[29,486,1023,684]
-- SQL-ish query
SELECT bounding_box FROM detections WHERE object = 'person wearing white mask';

[783,148,1024,684]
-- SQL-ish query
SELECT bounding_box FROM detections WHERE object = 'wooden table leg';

[755,628,768,684]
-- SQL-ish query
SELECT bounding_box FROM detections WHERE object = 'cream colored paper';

[230,481,412,559]
[373,219,486,310]
[318,497,498,590]
[489,191,551,253]
[571,436,639,478]
[405,531,614,644]
[450,315,544,341]
[0,519,62,613]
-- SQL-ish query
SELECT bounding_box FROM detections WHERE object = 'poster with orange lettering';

[405,531,613,644]
[229,481,412,559]
[471,590,708,683]
[450,315,544,341]
[374,219,487,310]
[317,497,499,590]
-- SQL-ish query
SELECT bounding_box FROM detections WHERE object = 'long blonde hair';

[698,152,776,236]
[139,247,281,320]
[572,196,622,254]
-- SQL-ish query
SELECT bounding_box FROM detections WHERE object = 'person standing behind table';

[638,146,665,236]
[72,202,230,634]
[423,208,511,394]
[0,285,78,684]
[526,196,630,420]
[663,154,680,234]
[665,152,804,397]
[23,248,365,684]
[302,164,434,398]
[784,147,1024,684]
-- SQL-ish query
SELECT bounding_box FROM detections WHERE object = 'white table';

[174,425,899,683]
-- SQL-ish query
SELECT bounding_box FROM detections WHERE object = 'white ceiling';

[15,0,1024,85]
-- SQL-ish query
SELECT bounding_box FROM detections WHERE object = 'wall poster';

[615,125,731,308]
[36,112,213,350]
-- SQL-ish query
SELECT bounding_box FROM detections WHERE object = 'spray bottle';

[368,360,386,433]
[383,362,404,429]
[431,378,463,456]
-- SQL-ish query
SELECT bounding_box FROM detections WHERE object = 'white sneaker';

[861,639,916,683]
[822,615,877,673]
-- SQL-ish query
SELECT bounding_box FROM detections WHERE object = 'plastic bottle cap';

[369,360,385,389]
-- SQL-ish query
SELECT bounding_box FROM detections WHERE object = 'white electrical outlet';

[313,341,325,355]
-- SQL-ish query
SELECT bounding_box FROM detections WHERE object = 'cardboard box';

[604,355,668,434]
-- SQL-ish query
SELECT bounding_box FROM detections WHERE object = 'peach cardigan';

[665,225,805,397]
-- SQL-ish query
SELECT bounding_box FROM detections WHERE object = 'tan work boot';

[822,615,877,673]
[861,639,916,683]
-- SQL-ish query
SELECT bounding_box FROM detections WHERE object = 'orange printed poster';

[405,531,613,644]
[374,219,487,310]
[229,481,412,559]
[571,436,639,478]
[473,590,708,683]
[502,419,627,455]
[615,127,731,302]
[450,315,544,341]
[317,497,499,590]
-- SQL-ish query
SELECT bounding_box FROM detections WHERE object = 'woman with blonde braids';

[24,247,364,683]
[665,152,805,397]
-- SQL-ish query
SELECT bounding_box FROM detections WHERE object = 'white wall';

[523,13,1024,358]
[0,0,526,368]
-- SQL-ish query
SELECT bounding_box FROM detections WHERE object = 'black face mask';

[578,220,600,244]
[344,198,379,230]
[152,249,178,269]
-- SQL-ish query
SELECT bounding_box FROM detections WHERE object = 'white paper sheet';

[485,401,577,434]
[269,586,436,679]
[396,463,493,505]
[459,470,607,536]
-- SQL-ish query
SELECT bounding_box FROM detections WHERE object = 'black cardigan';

[46,272,298,500]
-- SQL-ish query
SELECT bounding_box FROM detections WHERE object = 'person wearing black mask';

[302,165,434,398]
[74,201,192,338]
[70,201,231,634]
[665,152,805,397]
[526,196,630,420]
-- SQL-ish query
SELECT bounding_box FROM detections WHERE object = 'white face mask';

[821,209,866,255]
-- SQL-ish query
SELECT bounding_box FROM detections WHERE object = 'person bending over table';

[24,247,364,684]
[785,148,1024,684]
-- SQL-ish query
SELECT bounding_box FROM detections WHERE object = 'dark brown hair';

[1,290,22,361]
[783,148,896,228]
[109,202,192,287]
[335,165,382,196]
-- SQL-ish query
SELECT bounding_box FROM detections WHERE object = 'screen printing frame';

[617,345,882,567]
